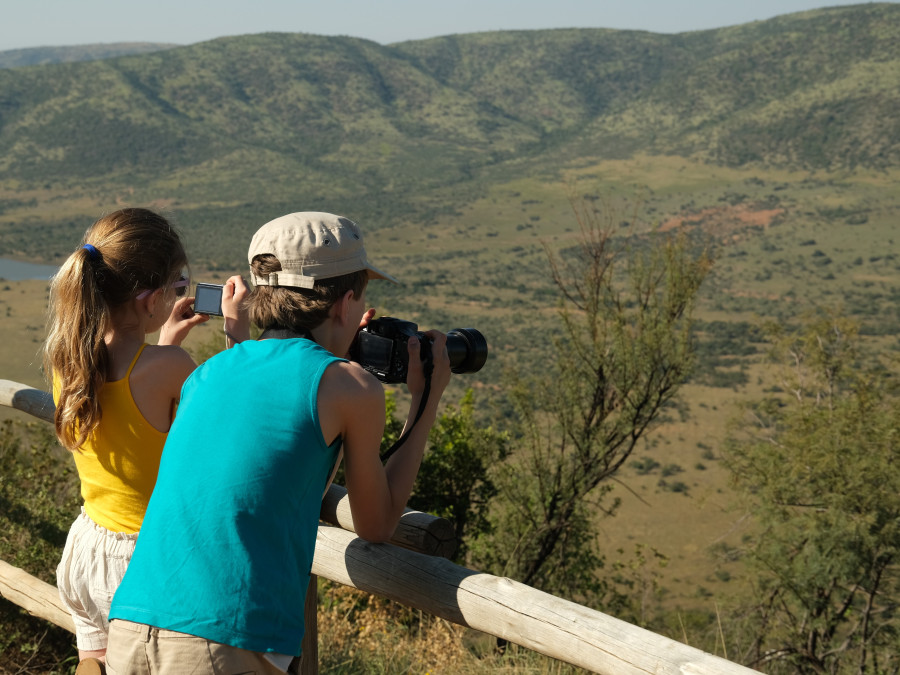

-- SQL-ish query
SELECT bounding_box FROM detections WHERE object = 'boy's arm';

[221,275,251,345]
[381,334,450,510]
[331,365,397,541]
[332,334,451,542]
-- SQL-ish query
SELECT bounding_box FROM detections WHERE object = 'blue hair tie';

[82,244,101,261]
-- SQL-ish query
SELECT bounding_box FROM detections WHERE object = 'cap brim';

[367,263,400,285]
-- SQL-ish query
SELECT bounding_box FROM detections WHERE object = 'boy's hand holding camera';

[221,276,251,345]
[405,330,452,402]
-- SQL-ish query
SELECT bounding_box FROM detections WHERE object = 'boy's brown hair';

[248,253,368,334]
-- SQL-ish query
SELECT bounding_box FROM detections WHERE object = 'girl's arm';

[158,296,209,347]
[130,345,198,432]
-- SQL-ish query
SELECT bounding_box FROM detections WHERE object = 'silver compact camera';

[193,283,224,316]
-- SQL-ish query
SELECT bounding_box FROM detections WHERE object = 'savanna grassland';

[2,4,900,672]
[4,157,899,637]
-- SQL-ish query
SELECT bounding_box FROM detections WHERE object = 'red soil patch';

[660,204,785,238]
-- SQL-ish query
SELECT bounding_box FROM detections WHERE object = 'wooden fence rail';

[1,379,760,674]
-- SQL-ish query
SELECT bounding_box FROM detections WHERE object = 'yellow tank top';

[55,344,167,533]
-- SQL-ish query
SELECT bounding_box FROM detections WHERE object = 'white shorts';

[56,508,138,651]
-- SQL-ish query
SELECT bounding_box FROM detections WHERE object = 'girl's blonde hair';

[45,208,187,451]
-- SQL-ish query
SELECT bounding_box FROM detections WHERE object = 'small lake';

[0,258,59,281]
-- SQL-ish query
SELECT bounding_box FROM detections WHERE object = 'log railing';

[0,379,760,674]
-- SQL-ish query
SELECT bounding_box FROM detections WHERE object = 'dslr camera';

[352,317,487,384]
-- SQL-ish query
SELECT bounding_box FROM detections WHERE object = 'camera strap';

[380,345,434,462]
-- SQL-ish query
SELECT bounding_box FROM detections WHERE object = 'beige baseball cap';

[248,211,399,289]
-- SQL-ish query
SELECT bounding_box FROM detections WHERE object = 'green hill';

[0,7,896,180]
[0,42,179,69]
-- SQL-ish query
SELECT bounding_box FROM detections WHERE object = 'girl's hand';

[159,296,209,346]
[222,275,251,345]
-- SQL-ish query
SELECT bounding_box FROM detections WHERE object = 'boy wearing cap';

[105,212,452,674]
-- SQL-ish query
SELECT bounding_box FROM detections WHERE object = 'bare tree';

[473,197,712,606]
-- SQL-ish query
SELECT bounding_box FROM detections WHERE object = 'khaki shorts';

[56,508,138,651]
[106,620,290,674]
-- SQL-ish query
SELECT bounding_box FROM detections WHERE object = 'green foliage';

[657,479,689,494]
[0,420,79,578]
[3,8,900,664]
[630,456,661,475]
[724,311,900,673]
[605,544,670,627]
[407,390,508,562]
[691,320,761,387]
[316,579,592,674]
[660,463,683,477]
[0,419,80,673]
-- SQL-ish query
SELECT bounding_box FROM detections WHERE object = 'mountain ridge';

[0,42,180,69]
[0,5,895,185]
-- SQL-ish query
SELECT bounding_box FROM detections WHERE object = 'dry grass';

[316,582,589,674]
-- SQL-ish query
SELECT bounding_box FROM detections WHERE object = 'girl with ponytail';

[44,208,249,673]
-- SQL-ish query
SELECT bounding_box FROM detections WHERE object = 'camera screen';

[194,283,224,316]
[358,332,394,373]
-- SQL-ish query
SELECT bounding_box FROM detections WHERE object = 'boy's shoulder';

[320,360,383,402]
[317,360,385,443]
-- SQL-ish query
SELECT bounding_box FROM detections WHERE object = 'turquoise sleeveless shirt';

[110,338,343,655]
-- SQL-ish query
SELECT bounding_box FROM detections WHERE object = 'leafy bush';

[725,312,900,673]
[630,456,661,475]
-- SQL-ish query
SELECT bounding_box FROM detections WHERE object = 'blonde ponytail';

[44,208,187,451]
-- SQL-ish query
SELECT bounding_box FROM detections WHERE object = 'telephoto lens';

[445,328,488,374]
[352,317,488,383]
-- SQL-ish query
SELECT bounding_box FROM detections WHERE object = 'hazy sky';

[1,0,894,51]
